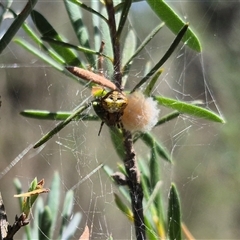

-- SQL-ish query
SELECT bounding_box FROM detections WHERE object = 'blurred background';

[0,0,239,239]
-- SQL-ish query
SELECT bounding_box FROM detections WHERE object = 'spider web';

[0,1,233,239]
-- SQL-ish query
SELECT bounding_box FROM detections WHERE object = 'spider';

[93,89,128,136]
[31,63,128,148]
[65,41,128,136]
[30,23,189,148]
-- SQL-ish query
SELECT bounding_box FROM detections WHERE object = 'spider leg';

[117,121,123,130]
[98,121,105,136]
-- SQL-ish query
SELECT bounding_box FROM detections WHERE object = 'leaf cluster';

[0,1,225,239]
[13,173,81,240]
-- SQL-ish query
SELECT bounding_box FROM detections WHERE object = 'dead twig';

[0,192,29,240]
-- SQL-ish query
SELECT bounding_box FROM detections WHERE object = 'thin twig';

[0,192,29,240]
[104,1,146,239]
[4,214,29,240]
[105,0,122,89]
[122,129,145,240]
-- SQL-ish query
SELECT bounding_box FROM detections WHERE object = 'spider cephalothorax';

[101,90,128,113]
[93,90,128,135]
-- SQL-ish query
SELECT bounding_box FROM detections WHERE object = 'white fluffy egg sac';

[121,91,160,132]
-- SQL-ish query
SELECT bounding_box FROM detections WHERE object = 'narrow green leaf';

[142,176,167,238]
[13,178,23,208]
[144,181,162,214]
[47,172,60,239]
[64,0,95,67]
[14,38,65,72]
[149,144,166,228]
[115,0,145,13]
[62,190,74,218]
[26,30,66,65]
[102,165,130,202]
[29,178,38,190]
[33,103,90,148]
[168,183,182,240]
[139,169,151,203]
[131,23,189,93]
[61,213,82,240]
[155,111,180,126]
[140,133,172,163]
[39,206,52,240]
[91,1,101,51]
[59,190,74,237]
[144,69,163,97]
[68,0,107,23]
[121,29,137,69]
[0,0,38,54]
[31,10,82,67]
[146,0,201,52]
[149,144,160,189]
[116,0,132,39]
[5,7,65,65]
[32,198,44,240]
[154,96,225,123]
[114,193,133,221]
[21,178,39,216]
[41,37,112,62]
[122,22,164,76]
[117,163,127,176]
[109,127,125,160]
[138,158,150,182]
[13,178,34,240]
[144,216,159,240]
[21,110,99,121]
[14,38,87,85]
[100,8,114,79]
[121,29,137,88]
[139,161,161,237]
[28,178,38,197]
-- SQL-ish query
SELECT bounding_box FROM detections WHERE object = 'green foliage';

[0,0,38,54]
[154,96,225,123]
[146,0,201,52]
[168,184,182,240]
[31,10,82,66]
[14,173,82,240]
[104,151,182,239]
[7,1,224,239]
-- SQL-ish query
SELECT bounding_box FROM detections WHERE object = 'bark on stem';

[122,129,146,240]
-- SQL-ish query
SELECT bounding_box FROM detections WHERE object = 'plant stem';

[105,0,122,89]
[123,129,146,240]
[105,2,146,238]
[0,192,29,240]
